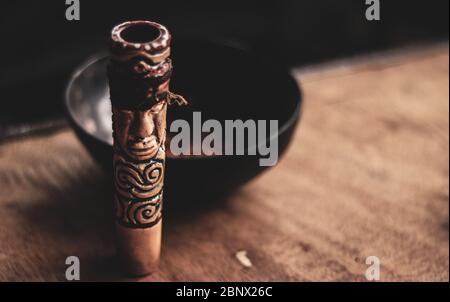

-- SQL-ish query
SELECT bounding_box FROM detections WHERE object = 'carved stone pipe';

[107,20,186,276]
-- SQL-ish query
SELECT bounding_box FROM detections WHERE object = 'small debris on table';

[235,250,252,268]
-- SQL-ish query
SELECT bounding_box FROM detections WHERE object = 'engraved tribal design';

[111,100,167,229]
[114,156,164,199]
[115,192,163,228]
[113,151,165,228]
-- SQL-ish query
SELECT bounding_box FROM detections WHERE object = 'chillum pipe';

[107,20,187,276]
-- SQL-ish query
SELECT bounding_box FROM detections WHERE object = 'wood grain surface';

[0,45,448,281]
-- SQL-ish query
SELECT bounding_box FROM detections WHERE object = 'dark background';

[0,0,448,139]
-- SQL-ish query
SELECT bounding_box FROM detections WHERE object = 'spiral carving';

[115,192,162,228]
[114,157,163,199]
[113,151,165,228]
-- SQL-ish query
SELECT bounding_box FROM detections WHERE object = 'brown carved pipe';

[107,20,186,276]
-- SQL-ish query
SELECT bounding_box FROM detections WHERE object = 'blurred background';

[0,0,448,139]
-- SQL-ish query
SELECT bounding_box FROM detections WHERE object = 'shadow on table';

[19,168,234,280]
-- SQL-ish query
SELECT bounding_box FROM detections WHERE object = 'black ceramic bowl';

[65,40,302,204]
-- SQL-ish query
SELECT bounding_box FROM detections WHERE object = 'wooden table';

[0,44,448,281]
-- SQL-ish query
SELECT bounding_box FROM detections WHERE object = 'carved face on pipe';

[113,101,166,161]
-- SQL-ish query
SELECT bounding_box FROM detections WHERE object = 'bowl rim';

[64,42,303,161]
